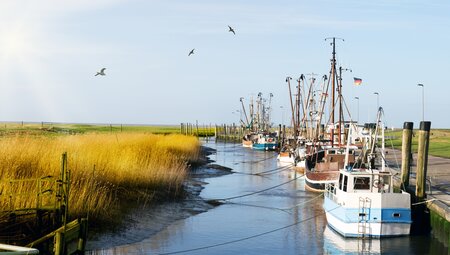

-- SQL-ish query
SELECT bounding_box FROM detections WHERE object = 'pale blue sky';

[0,0,449,127]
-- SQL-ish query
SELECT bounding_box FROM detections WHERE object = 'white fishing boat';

[323,107,412,238]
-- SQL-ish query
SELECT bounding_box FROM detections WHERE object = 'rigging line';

[207,174,304,202]
[157,205,341,255]
[386,136,401,169]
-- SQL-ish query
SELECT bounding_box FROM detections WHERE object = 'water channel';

[89,139,447,255]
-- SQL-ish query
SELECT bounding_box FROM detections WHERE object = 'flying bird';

[188,48,195,56]
[228,25,235,35]
[95,68,106,76]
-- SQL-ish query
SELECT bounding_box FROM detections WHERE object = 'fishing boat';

[242,133,256,148]
[302,38,365,192]
[323,108,412,238]
[304,144,358,192]
[252,132,278,151]
[239,93,277,150]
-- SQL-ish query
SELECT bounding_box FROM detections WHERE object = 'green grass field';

[0,122,215,137]
[385,129,450,158]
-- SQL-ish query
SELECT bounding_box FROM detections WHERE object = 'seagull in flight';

[95,68,106,76]
[188,48,195,56]
[228,25,235,35]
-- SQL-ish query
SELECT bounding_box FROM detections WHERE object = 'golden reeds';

[0,133,200,222]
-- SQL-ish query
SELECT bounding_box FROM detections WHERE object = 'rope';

[224,201,291,214]
[411,198,450,206]
[239,153,278,163]
[254,164,293,176]
[412,198,437,206]
[206,174,304,203]
[231,164,292,176]
[158,205,341,255]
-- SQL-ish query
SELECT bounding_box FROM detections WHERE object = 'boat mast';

[286,77,297,137]
[325,37,344,145]
[338,66,352,146]
[240,97,250,128]
[297,75,305,138]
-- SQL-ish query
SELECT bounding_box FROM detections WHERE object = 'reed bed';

[0,133,200,223]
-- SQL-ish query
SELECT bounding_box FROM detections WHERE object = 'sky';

[0,0,449,128]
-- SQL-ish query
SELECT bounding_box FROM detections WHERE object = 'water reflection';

[88,140,447,255]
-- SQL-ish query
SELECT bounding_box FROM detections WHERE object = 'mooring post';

[278,124,282,148]
[416,121,431,201]
[401,122,414,189]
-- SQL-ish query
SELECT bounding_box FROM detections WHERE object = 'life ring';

[373,179,383,188]
[268,138,274,142]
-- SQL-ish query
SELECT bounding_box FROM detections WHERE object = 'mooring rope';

[157,205,341,255]
[411,198,450,206]
[231,164,292,176]
[238,153,278,163]
[224,201,292,214]
[206,174,304,203]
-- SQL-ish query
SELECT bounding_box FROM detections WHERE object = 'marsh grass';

[0,133,200,224]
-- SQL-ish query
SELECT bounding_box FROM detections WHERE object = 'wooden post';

[278,124,282,148]
[401,122,413,189]
[416,121,431,201]
[196,120,199,137]
[54,232,63,255]
[77,218,88,253]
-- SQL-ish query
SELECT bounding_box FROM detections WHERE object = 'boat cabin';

[336,169,393,194]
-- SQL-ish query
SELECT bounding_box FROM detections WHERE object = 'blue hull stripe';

[324,197,412,224]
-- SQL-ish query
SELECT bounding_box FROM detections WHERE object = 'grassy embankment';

[0,123,211,226]
[385,129,450,159]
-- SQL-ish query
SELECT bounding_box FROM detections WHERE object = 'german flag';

[353,77,362,86]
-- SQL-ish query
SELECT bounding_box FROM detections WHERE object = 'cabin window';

[393,213,401,218]
[354,177,370,190]
[343,175,348,192]
[339,173,343,190]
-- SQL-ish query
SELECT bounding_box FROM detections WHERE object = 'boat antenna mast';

[325,37,344,145]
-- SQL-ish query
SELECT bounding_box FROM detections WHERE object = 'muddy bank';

[86,146,232,251]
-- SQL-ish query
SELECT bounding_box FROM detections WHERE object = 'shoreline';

[86,145,232,251]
